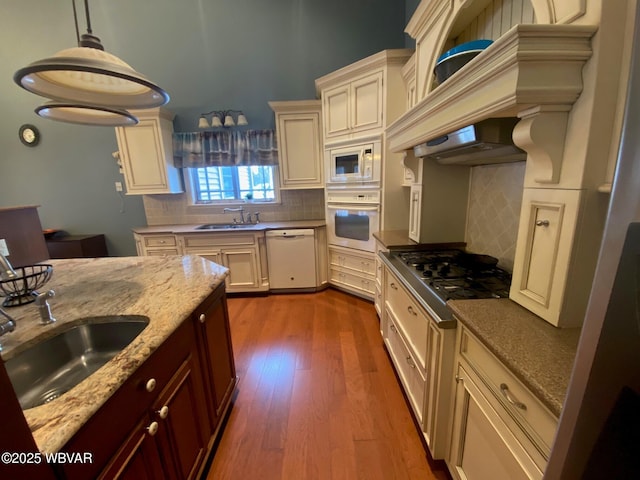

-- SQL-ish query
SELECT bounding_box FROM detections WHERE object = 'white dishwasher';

[266,229,316,290]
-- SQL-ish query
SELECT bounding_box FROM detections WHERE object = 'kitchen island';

[0,255,230,471]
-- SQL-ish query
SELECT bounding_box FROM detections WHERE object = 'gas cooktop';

[395,250,512,302]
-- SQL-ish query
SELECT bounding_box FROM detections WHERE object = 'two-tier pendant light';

[14,0,169,126]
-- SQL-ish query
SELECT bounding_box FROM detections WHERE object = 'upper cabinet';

[269,100,323,189]
[315,49,414,146]
[115,107,183,195]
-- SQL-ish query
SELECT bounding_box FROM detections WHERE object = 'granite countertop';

[372,230,416,249]
[0,255,227,453]
[447,298,581,417]
[133,219,326,234]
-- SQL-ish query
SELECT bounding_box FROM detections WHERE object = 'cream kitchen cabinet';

[180,232,268,294]
[318,70,383,142]
[328,245,375,300]
[269,100,323,189]
[447,326,557,480]
[374,239,388,320]
[134,232,180,256]
[383,266,455,459]
[115,108,183,195]
[510,188,583,327]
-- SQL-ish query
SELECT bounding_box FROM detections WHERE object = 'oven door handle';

[326,204,380,212]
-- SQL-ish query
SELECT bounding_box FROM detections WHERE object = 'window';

[187,165,277,204]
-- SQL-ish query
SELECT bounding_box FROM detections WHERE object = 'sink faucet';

[0,307,16,352]
[223,207,245,224]
[35,290,56,325]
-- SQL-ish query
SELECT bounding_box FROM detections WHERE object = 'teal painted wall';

[0,0,407,256]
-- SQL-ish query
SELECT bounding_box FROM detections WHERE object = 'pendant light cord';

[84,0,93,34]
[72,0,80,44]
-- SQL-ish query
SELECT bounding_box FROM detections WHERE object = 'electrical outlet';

[0,239,9,256]
[115,181,123,192]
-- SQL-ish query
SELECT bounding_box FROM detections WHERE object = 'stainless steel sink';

[5,315,149,409]
[196,223,253,230]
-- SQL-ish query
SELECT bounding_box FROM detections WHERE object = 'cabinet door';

[116,113,182,195]
[98,415,167,480]
[195,286,237,427]
[323,84,350,138]
[154,354,209,480]
[408,184,422,243]
[277,112,323,189]
[448,364,541,480]
[510,189,581,327]
[222,248,259,291]
[351,71,383,134]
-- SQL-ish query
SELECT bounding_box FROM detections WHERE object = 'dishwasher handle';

[266,229,315,238]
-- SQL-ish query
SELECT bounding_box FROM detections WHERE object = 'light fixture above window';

[13,0,169,126]
[198,110,248,129]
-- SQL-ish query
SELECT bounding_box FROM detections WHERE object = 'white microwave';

[326,140,381,186]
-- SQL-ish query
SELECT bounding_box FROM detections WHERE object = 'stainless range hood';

[413,118,526,165]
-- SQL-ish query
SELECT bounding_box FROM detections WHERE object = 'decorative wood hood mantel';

[387,23,597,184]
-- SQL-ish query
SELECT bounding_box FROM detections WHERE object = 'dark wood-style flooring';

[205,288,450,480]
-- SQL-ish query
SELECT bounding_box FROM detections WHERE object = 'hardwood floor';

[204,288,450,480]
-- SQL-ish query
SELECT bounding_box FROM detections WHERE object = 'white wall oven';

[326,189,380,252]
[325,139,381,187]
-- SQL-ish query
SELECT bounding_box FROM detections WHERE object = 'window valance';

[173,129,278,168]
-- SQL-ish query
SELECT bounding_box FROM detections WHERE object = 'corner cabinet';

[447,325,557,480]
[115,108,183,195]
[269,100,323,189]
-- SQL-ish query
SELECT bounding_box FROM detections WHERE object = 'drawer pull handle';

[199,313,206,323]
[535,220,550,227]
[390,324,397,333]
[455,375,463,384]
[500,383,527,411]
[157,406,169,419]
[407,306,417,316]
[406,356,416,368]
[146,421,159,436]
[390,283,398,290]
[159,240,166,244]
[145,378,157,393]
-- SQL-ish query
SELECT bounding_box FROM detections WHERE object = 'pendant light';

[14,0,169,126]
[35,103,139,126]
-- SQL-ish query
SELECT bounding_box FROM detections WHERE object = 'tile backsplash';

[465,162,526,272]
[143,189,325,226]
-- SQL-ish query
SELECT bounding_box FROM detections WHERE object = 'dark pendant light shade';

[35,102,139,126]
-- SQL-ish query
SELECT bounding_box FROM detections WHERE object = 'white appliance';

[325,139,381,187]
[266,229,316,290]
[326,189,380,252]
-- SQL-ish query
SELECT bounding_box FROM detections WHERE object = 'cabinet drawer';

[385,269,428,370]
[459,327,558,455]
[182,233,256,248]
[330,267,375,294]
[385,306,426,424]
[144,235,177,248]
[330,249,375,275]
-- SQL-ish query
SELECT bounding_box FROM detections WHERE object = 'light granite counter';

[0,255,227,453]
[447,298,581,417]
[133,219,326,234]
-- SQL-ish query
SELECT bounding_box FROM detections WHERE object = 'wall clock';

[19,124,40,147]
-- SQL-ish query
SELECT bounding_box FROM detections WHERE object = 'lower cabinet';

[328,245,375,299]
[59,285,236,480]
[193,283,237,432]
[382,266,455,459]
[180,233,269,294]
[447,326,558,480]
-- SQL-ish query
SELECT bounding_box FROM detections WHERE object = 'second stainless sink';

[5,316,149,410]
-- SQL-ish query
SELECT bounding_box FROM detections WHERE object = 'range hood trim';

[387,24,596,181]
